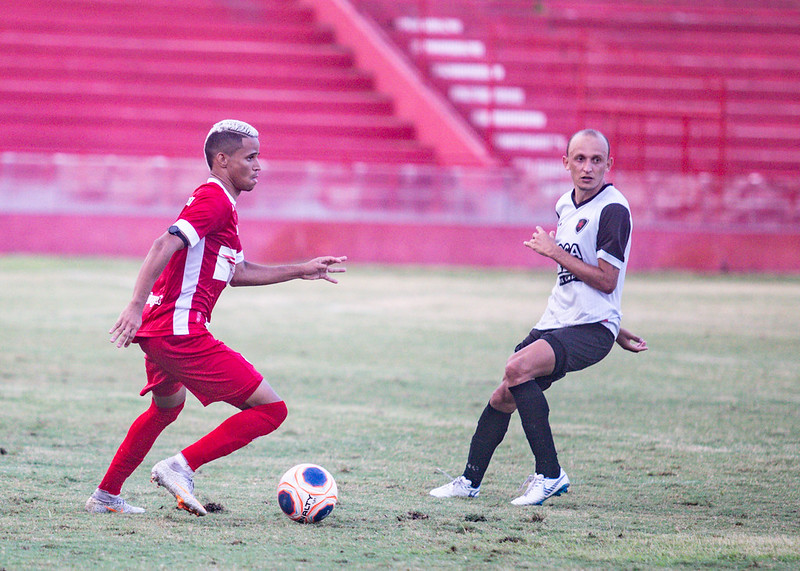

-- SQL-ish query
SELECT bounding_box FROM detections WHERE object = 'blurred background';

[1,0,798,271]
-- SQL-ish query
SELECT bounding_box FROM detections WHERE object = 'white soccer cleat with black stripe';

[511,468,570,506]
[429,475,480,498]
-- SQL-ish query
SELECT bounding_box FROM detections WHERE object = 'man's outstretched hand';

[302,256,348,284]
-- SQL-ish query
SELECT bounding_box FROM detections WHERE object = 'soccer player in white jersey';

[430,129,647,506]
[85,120,346,515]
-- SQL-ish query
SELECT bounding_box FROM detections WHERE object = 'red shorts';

[136,333,263,408]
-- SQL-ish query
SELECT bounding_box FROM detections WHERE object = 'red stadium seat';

[0,0,437,165]
[353,0,800,179]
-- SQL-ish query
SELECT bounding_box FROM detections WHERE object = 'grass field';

[1,255,799,569]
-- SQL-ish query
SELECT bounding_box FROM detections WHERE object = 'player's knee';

[489,393,515,414]
[154,401,184,424]
[271,400,288,427]
[503,358,529,386]
[251,400,288,432]
[489,385,515,413]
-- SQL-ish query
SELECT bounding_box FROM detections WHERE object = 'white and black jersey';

[534,183,631,338]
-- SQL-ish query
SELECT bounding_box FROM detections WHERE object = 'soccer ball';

[277,463,338,523]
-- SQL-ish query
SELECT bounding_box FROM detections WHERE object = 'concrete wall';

[2,212,798,273]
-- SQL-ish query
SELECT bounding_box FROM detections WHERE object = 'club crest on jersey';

[575,218,589,233]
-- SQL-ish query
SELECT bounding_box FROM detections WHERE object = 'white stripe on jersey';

[214,245,238,282]
[173,236,204,335]
[174,218,200,248]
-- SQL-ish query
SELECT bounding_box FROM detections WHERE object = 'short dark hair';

[566,129,610,157]
[203,120,259,169]
[205,130,248,169]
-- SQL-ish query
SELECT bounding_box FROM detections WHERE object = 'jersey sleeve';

[596,203,631,267]
[172,189,229,248]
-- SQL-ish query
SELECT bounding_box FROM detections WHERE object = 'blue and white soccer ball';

[277,463,338,523]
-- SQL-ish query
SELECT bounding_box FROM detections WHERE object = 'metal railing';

[2,152,798,231]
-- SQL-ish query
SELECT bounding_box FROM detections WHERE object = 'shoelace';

[435,467,457,482]
[517,473,543,494]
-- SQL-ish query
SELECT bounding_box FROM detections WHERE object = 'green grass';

[1,255,799,569]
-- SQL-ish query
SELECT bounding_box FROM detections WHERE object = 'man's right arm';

[109,232,185,348]
[524,226,620,294]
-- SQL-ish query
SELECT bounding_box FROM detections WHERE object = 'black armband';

[168,225,189,248]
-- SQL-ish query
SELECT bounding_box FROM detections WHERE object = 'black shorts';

[514,322,615,391]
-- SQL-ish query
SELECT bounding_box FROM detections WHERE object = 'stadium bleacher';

[3,0,798,180]
[354,0,800,180]
[0,0,436,164]
[1,0,799,269]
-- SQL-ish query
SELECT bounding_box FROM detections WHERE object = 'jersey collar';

[207,176,237,205]
[572,182,613,207]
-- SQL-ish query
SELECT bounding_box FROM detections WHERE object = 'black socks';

[509,381,561,478]
[463,403,511,487]
[461,380,561,486]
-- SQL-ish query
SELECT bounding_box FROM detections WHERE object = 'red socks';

[98,400,287,493]
[99,400,184,495]
[181,401,288,471]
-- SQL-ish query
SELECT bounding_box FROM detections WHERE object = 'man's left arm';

[230,256,347,287]
[616,327,648,352]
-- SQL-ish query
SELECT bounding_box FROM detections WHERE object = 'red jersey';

[136,178,244,337]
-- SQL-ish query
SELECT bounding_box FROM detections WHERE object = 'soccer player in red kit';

[85,120,346,516]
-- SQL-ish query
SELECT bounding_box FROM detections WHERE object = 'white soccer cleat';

[85,489,145,514]
[151,455,207,517]
[429,475,480,498]
[511,468,570,506]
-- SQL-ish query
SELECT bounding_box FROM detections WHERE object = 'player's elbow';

[592,274,618,294]
[595,261,619,294]
[229,263,250,287]
[598,282,616,295]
